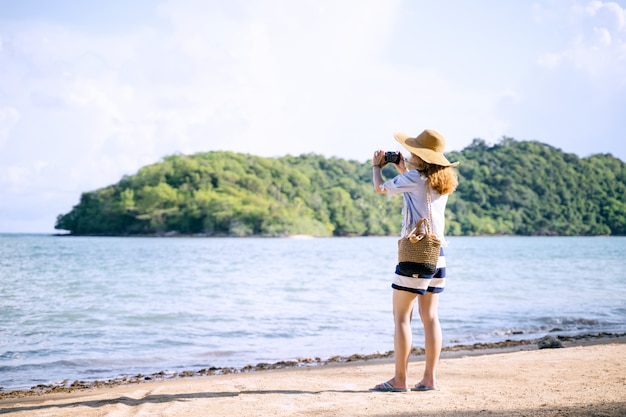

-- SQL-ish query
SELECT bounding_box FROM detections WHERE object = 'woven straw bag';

[397,182,441,276]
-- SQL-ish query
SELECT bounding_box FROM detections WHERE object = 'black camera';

[384,152,402,164]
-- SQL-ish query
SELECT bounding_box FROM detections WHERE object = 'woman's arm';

[372,150,387,194]
[372,150,407,194]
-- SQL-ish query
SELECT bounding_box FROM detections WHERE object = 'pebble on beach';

[538,335,564,349]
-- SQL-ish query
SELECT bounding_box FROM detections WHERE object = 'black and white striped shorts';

[391,247,446,295]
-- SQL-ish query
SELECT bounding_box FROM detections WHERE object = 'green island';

[55,138,626,236]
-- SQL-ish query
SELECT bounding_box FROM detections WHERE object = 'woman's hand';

[372,150,386,168]
[396,152,407,173]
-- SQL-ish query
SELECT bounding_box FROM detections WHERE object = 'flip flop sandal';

[412,382,438,391]
[371,381,409,392]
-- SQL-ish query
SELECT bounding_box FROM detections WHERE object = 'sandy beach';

[1,337,625,417]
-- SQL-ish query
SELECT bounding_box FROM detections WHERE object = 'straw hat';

[393,129,459,167]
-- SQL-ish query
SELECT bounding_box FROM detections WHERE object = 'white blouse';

[382,170,449,242]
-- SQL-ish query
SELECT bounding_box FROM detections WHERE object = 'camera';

[384,152,402,164]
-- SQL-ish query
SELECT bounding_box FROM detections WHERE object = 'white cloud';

[0,107,20,149]
[581,1,626,28]
[593,26,612,44]
[540,1,626,81]
[501,0,626,160]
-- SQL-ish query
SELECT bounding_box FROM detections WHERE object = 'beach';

[1,337,624,417]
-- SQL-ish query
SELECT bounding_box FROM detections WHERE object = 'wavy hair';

[406,155,458,195]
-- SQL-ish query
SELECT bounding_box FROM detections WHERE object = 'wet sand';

[1,336,625,416]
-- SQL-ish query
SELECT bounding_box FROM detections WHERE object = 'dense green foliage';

[56,152,403,237]
[445,138,626,235]
[55,139,626,236]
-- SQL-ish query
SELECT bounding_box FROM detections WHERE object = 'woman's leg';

[416,291,441,388]
[391,289,417,388]
[373,289,416,390]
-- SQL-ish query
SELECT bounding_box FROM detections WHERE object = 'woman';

[371,129,458,392]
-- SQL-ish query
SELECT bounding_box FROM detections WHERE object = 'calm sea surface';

[1,234,625,390]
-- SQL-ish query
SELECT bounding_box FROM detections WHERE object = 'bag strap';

[407,218,426,238]
[403,179,435,237]
[426,179,433,235]
[406,181,434,237]
[425,181,434,235]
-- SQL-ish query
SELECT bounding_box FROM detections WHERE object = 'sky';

[1,0,625,233]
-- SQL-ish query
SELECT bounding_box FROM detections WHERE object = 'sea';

[0,234,625,391]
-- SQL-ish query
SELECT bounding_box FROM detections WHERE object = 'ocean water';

[0,234,624,391]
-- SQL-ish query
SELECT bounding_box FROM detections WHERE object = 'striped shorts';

[391,247,446,295]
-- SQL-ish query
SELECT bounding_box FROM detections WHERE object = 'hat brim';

[394,132,459,167]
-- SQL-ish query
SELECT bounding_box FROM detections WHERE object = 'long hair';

[406,154,458,195]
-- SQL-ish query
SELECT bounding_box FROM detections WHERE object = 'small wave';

[0,351,24,360]
[543,317,600,326]
[452,316,618,345]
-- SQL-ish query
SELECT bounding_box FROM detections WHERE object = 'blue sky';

[1,0,625,233]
